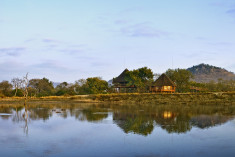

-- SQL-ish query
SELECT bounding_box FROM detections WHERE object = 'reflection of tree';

[190,115,232,129]
[112,104,235,135]
[81,109,108,122]
[23,106,29,134]
[69,108,108,122]
[0,106,13,120]
[154,109,192,133]
[29,108,52,121]
[113,112,154,136]
[1,103,235,136]
[154,113,192,134]
[12,106,24,123]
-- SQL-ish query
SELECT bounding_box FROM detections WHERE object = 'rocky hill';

[187,63,235,83]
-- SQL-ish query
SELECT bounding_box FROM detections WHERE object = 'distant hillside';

[187,63,235,83]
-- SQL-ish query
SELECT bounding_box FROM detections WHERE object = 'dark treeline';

[0,67,235,97]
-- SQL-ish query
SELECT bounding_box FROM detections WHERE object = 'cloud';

[119,7,144,15]
[120,23,169,38]
[195,36,207,40]
[114,19,130,25]
[0,47,26,57]
[24,38,36,43]
[59,47,85,55]
[0,59,74,81]
[182,51,218,60]
[210,2,230,7]
[207,42,234,46]
[227,9,235,16]
[31,60,70,72]
[91,61,111,67]
[42,38,62,43]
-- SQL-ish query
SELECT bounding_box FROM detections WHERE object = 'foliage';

[190,79,235,92]
[125,67,153,92]
[165,68,193,92]
[29,78,54,96]
[0,66,234,97]
[11,78,23,96]
[85,77,108,94]
[55,82,69,96]
[0,81,13,97]
[187,63,235,83]
[73,79,88,95]
[11,89,24,97]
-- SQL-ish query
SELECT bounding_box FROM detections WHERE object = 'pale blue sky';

[0,0,235,82]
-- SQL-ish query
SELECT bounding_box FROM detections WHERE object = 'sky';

[0,0,235,82]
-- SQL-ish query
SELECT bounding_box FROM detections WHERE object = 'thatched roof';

[153,74,176,87]
[113,69,129,84]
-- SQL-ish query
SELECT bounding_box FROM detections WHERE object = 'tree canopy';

[85,77,108,94]
[165,68,193,92]
[125,67,153,92]
[29,78,54,96]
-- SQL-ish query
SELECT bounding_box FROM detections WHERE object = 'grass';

[0,92,235,105]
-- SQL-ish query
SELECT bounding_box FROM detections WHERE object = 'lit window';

[164,86,171,90]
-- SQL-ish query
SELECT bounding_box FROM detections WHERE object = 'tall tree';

[11,77,23,96]
[22,73,29,101]
[29,77,54,96]
[73,79,88,95]
[85,77,108,94]
[55,82,69,96]
[125,67,154,92]
[165,68,193,92]
[0,81,13,97]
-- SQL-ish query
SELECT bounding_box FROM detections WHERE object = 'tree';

[11,77,23,96]
[165,68,193,92]
[0,81,13,97]
[73,79,88,95]
[29,77,54,96]
[22,73,29,101]
[85,77,108,94]
[55,82,69,96]
[125,67,154,92]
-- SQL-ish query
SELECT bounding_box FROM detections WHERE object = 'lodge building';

[113,69,176,93]
[112,69,136,92]
[150,74,176,93]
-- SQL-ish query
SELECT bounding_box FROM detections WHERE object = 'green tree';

[165,68,193,92]
[55,82,69,96]
[125,67,153,92]
[29,78,54,96]
[85,77,108,94]
[0,81,13,97]
[73,79,88,95]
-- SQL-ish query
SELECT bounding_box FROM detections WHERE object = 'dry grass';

[0,92,235,105]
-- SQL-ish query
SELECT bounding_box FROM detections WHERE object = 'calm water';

[0,102,235,157]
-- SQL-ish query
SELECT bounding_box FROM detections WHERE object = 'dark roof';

[153,74,176,87]
[113,69,129,84]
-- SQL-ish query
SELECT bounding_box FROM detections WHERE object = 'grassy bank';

[1,92,235,105]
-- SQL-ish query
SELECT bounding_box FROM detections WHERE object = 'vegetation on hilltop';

[187,63,235,83]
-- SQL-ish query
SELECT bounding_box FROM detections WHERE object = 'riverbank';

[0,92,235,105]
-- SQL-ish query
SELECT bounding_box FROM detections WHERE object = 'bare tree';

[11,77,23,96]
[22,73,29,102]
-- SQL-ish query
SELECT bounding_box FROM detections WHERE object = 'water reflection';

[0,103,234,136]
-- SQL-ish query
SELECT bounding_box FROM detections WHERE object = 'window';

[164,86,171,90]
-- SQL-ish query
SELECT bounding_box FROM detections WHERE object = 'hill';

[187,63,235,83]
